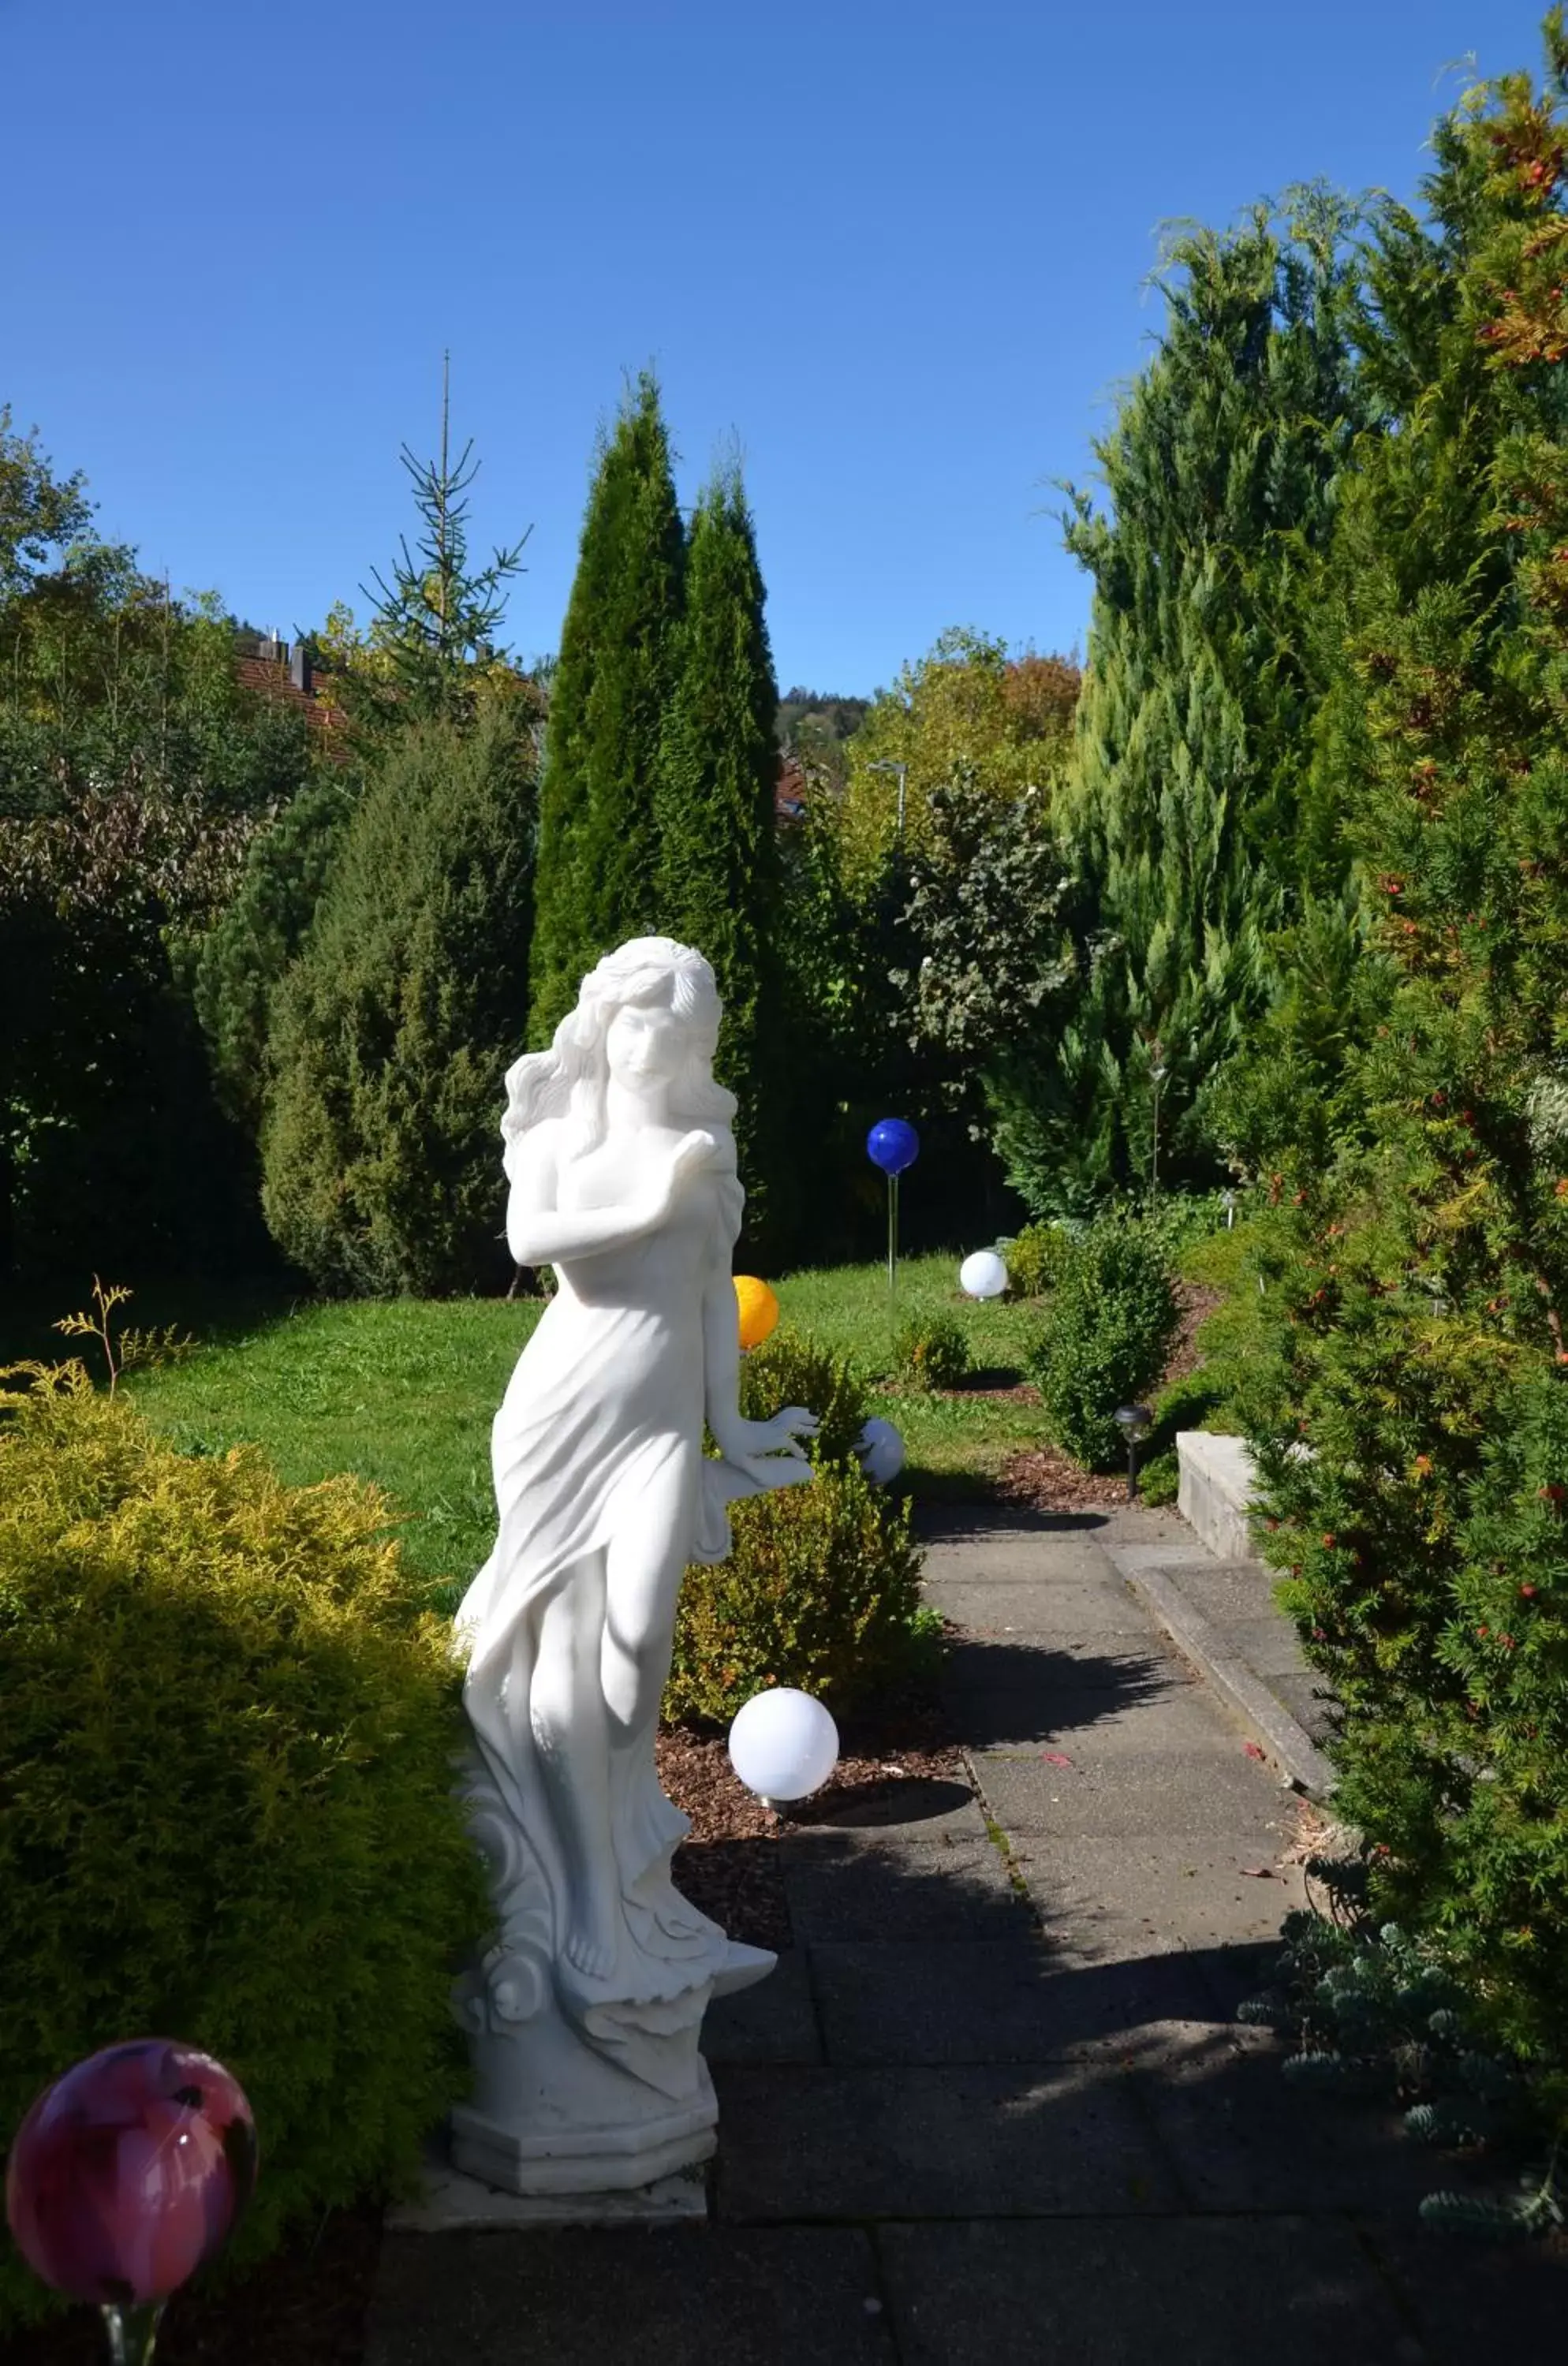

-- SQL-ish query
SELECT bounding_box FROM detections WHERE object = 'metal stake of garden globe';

[866,1119,919,1313]
[1114,1403,1153,1502]
[887,1170,899,1304]
[101,2303,162,2366]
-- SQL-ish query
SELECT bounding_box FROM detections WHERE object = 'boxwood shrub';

[1027,1211,1181,1468]
[893,1311,971,1392]
[667,1457,930,1723]
[671,1327,932,1722]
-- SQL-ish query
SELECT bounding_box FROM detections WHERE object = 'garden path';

[368,1506,1567,2364]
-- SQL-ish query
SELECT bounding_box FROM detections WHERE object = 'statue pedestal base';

[451,1944,771,2199]
[388,2143,709,2229]
[450,2075,718,2198]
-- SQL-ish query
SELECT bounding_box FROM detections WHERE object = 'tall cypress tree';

[1031,196,1365,1207]
[655,461,783,1245]
[529,374,685,1040]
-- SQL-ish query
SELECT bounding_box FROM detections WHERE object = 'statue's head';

[575,938,722,1096]
[503,936,735,1157]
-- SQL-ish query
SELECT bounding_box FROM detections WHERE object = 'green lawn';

[99,1254,1047,1595]
[778,1253,1047,1492]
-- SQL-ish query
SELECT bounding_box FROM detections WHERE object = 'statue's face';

[605,995,689,1095]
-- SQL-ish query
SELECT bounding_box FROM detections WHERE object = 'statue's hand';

[644,1129,721,1221]
[744,1406,819,1457]
[714,1407,819,1487]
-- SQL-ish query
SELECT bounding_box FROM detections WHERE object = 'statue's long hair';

[502,938,737,1174]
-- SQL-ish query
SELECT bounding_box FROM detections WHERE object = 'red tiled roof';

[235,653,344,739]
[775,752,807,824]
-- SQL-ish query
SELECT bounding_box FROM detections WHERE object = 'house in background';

[234,633,344,745]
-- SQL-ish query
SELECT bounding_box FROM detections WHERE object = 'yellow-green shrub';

[667,1459,931,1723]
[1001,1219,1073,1299]
[0,1366,489,2330]
[739,1324,869,1464]
[893,1311,971,1391]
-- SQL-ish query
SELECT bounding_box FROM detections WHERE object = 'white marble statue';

[449,937,816,2196]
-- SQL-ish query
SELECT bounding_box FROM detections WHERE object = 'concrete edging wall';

[1175,1430,1257,1562]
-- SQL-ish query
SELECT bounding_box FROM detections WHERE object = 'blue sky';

[2,1,1555,696]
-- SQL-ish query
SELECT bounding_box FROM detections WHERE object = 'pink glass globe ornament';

[6,2038,256,2364]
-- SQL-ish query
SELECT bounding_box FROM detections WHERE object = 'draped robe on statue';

[454,1140,766,2043]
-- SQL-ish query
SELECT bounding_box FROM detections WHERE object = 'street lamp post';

[866,759,909,839]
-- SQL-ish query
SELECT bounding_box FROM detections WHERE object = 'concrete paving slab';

[878,2214,1422,2366]
[1214,1613,1312,1679]
[1108,1541,1221,1570]
[1100,1534,1336,1797]
[922,1537,1117,1584]
[921,1579,1155,1635]
[701,1947,821,2065]
[976,1685,1249,1760]
[809,1936,1226,2065]
[780,1834,1025,1942]
[941,1631,1184,1704]
[711,2062,1183,2220]
[1167,1560,1291,1625]
[1133,2044,1447,2214]
[1011,1835,1308,1961]
[366,2226,896,2365]
[916,1508,1113,1558]
[946,1678,1199,1752]
[1269,1669,1338,1745]
[973,1746,1294,1841]
[784,1777,988,1849]
[1355,2215,1568,2365]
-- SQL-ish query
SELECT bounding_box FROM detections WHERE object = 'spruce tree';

[353,357,530,733]
[260,692,539,1294]
[192,771,359,1135]
[1036,196,1365,1207]
[529,374,685,1040]
[655,461,782,1245]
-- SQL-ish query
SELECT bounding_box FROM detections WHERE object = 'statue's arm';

[703,1264,818,1481]
[701,1263,747,1456]
[505,1126,661,1267]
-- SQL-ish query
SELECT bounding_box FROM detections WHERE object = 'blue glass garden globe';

[866,1118,920,1176]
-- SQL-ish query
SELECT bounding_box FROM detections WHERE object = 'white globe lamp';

[959,1248,1009,1300]
[728,1688,840,1807]
[855,1416,905,1485]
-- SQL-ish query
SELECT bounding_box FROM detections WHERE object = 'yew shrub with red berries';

[1225,17,1568,2078]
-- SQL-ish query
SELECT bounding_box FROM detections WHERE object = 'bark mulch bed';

[1165,1280,1226,1389]
[993,1442,1131,1513]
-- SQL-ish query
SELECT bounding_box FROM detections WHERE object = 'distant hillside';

[777,688,869,752]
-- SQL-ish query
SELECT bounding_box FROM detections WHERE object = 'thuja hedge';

[0,1367,489,2329]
